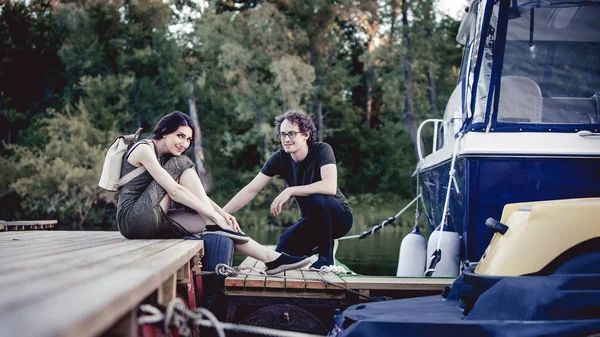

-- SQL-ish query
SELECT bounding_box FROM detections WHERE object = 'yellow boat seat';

[475,197,600,276]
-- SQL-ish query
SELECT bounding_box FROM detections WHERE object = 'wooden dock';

[224,254,454,323]
[0,220,57,231]
[0,230,204,337]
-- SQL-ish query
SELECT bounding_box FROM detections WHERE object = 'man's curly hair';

[274,110,317,145]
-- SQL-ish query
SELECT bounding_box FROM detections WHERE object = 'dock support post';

[158,274,177,306]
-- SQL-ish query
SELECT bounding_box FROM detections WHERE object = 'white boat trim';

[417,132,600,171]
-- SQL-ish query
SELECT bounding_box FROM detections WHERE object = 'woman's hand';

[270,188,293,216]
[220,211,242,233]
[210,212,233,230]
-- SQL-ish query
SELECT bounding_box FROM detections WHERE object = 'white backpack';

[98,128,147,191]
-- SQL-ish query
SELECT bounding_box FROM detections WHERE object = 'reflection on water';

[234,224,414,276]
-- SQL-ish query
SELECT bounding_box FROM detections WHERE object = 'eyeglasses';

[279,131,302,140]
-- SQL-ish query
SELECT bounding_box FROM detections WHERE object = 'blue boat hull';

[418,156,600,262]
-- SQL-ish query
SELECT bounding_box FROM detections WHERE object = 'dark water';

[233,225,413,276]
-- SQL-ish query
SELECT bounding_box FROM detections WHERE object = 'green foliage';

[0,0,66,145]
[271,55,315,110]
[3,109,105,228]
[0,0,463,228]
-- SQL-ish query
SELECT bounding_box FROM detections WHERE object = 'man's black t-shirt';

[261,142,349,217]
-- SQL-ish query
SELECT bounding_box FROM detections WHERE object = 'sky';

[438,0,469,20]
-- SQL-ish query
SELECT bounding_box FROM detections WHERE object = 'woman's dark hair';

[274,110,317,145]
[151,111,195,140]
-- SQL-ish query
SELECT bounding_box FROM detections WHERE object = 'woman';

[116,111,309,274]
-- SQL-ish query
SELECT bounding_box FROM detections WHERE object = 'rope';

[315,265,352,274]
[138,298,323,337]
[197,263,264,277]
[425,131,464,277]
[338,194,422,241]
[193,306,225,337]
[138,304,163,325]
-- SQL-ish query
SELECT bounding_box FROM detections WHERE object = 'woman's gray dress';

[116,140,196,239]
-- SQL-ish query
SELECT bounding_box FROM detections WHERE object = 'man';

[223,110,353,270]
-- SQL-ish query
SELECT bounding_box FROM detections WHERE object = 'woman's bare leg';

[176,168,281,263]
[235,239,280,262]
[178,168,212,206]
[157,168,214,234]
[167,208,212,234]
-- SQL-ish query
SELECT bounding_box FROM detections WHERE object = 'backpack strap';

[115,139,154,190]
[125,139,154,160]
[114,165,147,189]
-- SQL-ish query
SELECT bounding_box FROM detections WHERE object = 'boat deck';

[0,230,203,337]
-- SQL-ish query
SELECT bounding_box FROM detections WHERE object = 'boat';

[331,197,600,337]
[329,0,600,335]
[414,0,600,266]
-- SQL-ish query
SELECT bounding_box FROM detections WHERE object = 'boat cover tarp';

[334,270,600,337]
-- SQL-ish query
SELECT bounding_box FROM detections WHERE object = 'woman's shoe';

[265,253,311,275]
[202,225,250,243]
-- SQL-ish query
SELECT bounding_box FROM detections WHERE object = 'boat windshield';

[492,2,600,127]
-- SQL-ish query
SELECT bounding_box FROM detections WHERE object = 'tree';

[5,108,105,228]
[0,0,65,145]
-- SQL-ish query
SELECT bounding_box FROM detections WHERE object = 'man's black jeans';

[275,194,353,265]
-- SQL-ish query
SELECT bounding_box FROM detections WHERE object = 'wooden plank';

[0,238,141,277]
[0,230,75,241]
[0,237,203,337]
[0,235,122,261]
[0,229,115,240]
[0,231,118,249]
[263,264,285,289]
[224,255,259,288]
[342,277,453,291]
[0,220,58,226]
[301,270,327,290]
[224,288,346,299]
[1,230,114,238]
[0,240,179,315]
[0,237,125,261]
[225,288,346,300]
[0,241,149,285]
[244,259,266,289]
[321,272,346,291]
[359,289,370,301]
[284,269,305,289]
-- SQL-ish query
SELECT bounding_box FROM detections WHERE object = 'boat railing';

[416,118,444,161]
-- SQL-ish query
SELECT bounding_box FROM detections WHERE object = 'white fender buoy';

[426,224,460,277]
[396,226,427,277]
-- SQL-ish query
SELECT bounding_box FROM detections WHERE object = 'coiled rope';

[139,297,322,337]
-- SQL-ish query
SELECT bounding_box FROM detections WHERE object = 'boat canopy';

[457,0,600,133]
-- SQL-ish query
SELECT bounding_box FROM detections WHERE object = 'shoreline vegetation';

[0,1,463,228]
